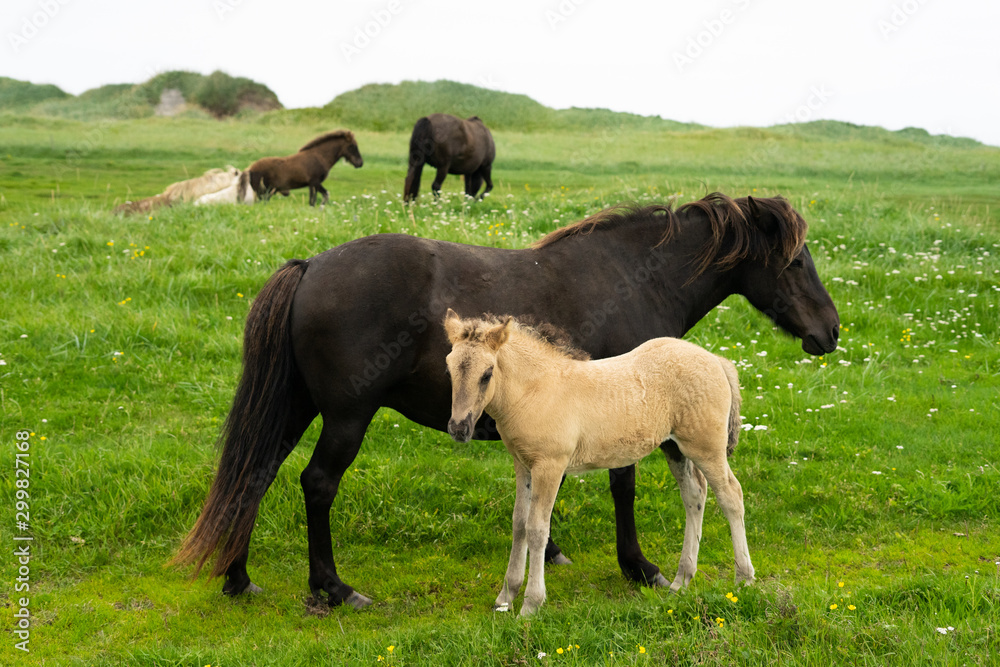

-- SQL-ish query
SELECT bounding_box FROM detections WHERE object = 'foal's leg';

[300,411,377,608]
[315,183,329,206]
[544,475,572,565]
[308,185,317,207]
[665,455,708,592]
[495,459,531,611]
[521,460,566,616]
[610,465,665,585]
[691,448,755,586]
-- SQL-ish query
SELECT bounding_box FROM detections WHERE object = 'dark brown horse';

[174,193,840,610]
[244,130,364,206]
[403,114,495,201]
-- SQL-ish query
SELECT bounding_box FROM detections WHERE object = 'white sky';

[4,0,999,146]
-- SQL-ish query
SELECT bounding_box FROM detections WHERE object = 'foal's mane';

[454,315,590,361]
[532,193,808,277]
[299,130,355,152]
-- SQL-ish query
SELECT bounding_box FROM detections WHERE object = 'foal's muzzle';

[448,414,474,443]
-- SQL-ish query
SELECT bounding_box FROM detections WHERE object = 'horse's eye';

[789,258,804,269]
[444,367,451,377]
[480,368,493,385]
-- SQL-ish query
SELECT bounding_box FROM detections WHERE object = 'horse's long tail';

[721,357,742,456]
[172,259,309,578]
[404,116,433,201]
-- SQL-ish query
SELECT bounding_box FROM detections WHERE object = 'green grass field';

[1,103,999,666]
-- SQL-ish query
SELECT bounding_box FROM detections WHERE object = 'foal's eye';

[480,368,493,385]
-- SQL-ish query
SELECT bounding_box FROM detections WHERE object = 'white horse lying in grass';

[114,166,252,214]
[194,172,255,205]
[443,309,755,616]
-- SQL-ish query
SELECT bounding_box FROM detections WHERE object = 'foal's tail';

[237,170,254,203]
[721,357,742,456]
[404,116,433,201]
[172,259,309,578]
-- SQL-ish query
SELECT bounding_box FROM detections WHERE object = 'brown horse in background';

[403,114,495,201]
[244,131,364,206]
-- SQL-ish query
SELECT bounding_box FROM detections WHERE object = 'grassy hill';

[319,79,704,133]
[3,76,985,150]
[0,71,282,120]
[0,76,70,108]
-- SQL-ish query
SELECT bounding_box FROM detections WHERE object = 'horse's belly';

[567,436,659,473]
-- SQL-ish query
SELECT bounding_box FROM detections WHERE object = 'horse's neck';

[582,224,738,340]
[310,141,343,166]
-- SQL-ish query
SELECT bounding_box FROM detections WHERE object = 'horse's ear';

[443,308,464,343]
[746,196,776,233]
[486,317,511,350]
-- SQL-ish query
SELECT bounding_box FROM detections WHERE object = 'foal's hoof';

[344,591,373,610]
[650,573,670,588]
[493,602,511,613]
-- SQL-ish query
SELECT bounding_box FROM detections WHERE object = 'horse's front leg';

[520,460,566,616]
[496,459,531,610]
[308,185,317,207]
[610,464,667,586]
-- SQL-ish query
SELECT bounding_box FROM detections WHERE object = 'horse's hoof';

[494,602,511,613]
[344,591,372,610]
[550,553,572,566]
[651,573,670,588]
[223,580,262,597]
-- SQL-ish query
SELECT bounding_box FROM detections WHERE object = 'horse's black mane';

[532,192,808,277]
[299,130,355,152]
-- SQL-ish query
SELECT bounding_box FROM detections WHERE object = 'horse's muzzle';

[448,415,474,443]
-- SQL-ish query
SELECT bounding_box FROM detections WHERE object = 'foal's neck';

[312,140,345,166]
[489,332,577,417]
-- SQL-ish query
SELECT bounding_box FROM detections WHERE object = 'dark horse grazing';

[174,193,840,609]
[403,114,495,201]
[243,130,364,206]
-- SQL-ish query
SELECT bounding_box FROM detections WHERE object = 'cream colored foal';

[444,309,755,616]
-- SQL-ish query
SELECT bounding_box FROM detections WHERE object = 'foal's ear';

[486,317,512,350]
[443,308,464,343]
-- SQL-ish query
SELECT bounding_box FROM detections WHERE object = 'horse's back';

[287,235,554,425]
